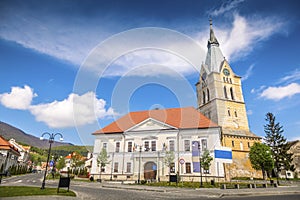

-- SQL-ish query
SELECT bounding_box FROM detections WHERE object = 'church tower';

[196,20,261,178]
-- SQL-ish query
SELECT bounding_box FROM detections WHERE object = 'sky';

[0,0,300,146]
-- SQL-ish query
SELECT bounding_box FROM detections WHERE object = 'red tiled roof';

[0,135,21,155]
[93,107,219,135]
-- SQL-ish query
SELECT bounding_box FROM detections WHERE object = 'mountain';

[0,121,73,148]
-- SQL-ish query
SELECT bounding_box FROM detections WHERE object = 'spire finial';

[207,18,219,47]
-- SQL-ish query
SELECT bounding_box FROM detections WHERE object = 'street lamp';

[40,132,63,189]
[193,141,203,188]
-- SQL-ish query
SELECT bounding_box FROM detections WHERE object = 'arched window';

[207,88,210,102]
[223,77,226,82]
[202,91,206,104]
[234,111,238,117]
[224,86,228,99]
[230,87,234,100]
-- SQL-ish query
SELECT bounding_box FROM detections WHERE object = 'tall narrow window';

[247,142,250,148]
[201,139,208,151]
[224,86,228,99]
[232,140,235,147]
[103,143,107,150]
[202,91,206,104]
[185,163,191,173]
[127,141,132,152]
[240,141,244,150]
[115,142,120,153]
[223,77,226,82]
[228,109,231,116]
[126,162,131,173]
[184,140,190,151]
[207,88,210,102]
[230,87,234,100]
[169,140,175,151]
[114,162,119,172]
[144,141,149,151]
[170,163,175,173]
[234,111,238,117]
[151,141,156,151]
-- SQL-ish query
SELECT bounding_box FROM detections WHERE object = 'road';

[1,173,300,200]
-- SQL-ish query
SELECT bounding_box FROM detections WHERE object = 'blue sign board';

[214,150,232,159]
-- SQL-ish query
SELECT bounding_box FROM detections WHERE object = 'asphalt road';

[1,173,300,200]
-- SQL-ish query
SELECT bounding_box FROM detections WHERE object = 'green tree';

[70,152,85,175]
[264,113,294,180]
[97,148,110,181]
[56,157,66,171]
[200,150,213,182]
[249,142,274,180]
[163,151,175,185]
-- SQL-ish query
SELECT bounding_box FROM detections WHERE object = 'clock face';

[223,68,230,76]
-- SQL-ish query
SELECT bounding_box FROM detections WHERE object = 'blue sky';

[0,0,300,145]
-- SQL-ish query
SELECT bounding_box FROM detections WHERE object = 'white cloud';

[241,64,254,81]
[0,85,37,110]
[0,3,285,77]
[247,110,253,115]
[278,68,300,84]
[209,0,245,17]
[29,92,114,128]
[260,83,300,101]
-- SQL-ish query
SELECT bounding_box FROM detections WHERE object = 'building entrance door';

[144,162,157,181]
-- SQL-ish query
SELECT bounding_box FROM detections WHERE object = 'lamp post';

[40,132,63,189]
[138,145,142,184]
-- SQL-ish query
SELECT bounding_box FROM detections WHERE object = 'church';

[90,20,261,182]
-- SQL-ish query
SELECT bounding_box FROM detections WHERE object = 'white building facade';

[91,107,225,182]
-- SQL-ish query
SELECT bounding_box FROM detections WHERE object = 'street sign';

[49,160,54,167]
[179,158,185,165]
[214,147,232,163]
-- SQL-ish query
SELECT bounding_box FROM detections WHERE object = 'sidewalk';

[1,180,300,199]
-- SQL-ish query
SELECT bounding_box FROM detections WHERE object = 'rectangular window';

[103,143,107,150]
[144,141,150,151]
[201,139,207,151]
[128,141,133,152]
[101,167,105,172]
[185,162,191,173]
[169,140,175,151]
[170,163,175,173]
[151,141,156,151]
[114,162,118,173]
[240,141,243,150]
[247,142,250,148]
[126,162,131,173]
[184,140,190,151]
[115,142,120,152]
[232,141,235,147]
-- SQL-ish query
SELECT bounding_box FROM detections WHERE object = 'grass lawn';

[0,186,76,197]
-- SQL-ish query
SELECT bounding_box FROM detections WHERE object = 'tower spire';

[208,18,219,47]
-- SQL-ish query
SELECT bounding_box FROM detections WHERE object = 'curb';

[101,185,167,193]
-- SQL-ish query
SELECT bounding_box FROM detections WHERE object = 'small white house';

[91,107,225,182]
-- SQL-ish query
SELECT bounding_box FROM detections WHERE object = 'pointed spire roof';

[207,19,219,48]
[204,19,224,73]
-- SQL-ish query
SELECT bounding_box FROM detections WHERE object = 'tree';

[163,151,175,185]
[56,157,66,171]
[249,142,274,180]
[97,148,110,181]
[70,152,85,175]
[264,113,294,181]
[200,150,213,182]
